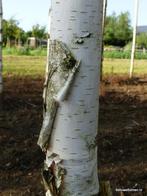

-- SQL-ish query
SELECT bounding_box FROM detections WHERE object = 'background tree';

[15,27,27,46]
[104,12,116,46]
[115,12,132,46]
[3,18,28,47]
[2,19,8,46]
[26,30,33,38]
[104,12,132,47]
[6,17,19,46]
[2,17,26,47]
[136,33,147,49]
[31,24,47,39]
[2,19,48,47]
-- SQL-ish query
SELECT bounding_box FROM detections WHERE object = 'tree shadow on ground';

[99,83,147,196]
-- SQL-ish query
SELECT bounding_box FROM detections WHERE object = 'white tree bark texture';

[38,0,103,195]
[0,0,3,94]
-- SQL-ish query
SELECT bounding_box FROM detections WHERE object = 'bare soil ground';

[0,76,147,196]
[99,76,147,196]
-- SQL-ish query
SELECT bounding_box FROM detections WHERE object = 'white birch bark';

[0,0,3,94]
[38,0,103,195]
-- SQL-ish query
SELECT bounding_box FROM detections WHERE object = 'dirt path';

[0,76,147,195]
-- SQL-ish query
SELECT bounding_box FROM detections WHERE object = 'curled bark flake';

[37,101,58,151]
[42,153,65,196]
[80,32,92,38]
[74,38,84,44]
[73,32,92,45]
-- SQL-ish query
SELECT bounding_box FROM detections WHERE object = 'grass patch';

[3,47,147,60]
[3,47,47,56]
[104,50,147,59]
[103,59,147,76]
[3,55,46,77]
[2,55,147,78]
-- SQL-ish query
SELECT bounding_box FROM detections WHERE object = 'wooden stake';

[129,0,139,78]
[100,0,107,81]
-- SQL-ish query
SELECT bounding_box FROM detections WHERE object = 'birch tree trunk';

[0,0,3,97]
[38,0,103,195]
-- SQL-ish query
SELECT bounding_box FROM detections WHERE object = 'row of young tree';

[104,12,147,49]
[3,13,147,49]
[3,18,47,47]
[104,12,132,47]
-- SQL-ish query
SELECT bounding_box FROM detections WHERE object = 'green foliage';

[3,56,46,77]
[104,13,117,45]
[104,50,131,59]
[135,51,147,59]
[3,19,9,46]
[104,12,132,47]
[3,47,30,55]
[103,59,147,75]
[29,47,47,56]
[136,33,147,49]
[3,17,27,47]
[104,50,147,59]
[3,17,47,47]
[3,47,47,56]
[31,24,47,39]
[124,42,132,51]
[3,56,147,77]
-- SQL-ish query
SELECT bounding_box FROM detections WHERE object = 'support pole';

[100,0,107,81]
[129,0,139,78]
[0,0,3,109]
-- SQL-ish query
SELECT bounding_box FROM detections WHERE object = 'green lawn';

[3,55,46,77]
[3,55,147,77]
[103,59,147,76]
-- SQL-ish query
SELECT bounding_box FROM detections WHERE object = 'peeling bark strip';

[73,32,92,44]
[38,40,80,194]
[38,40,80,151]
[42,152,65,196]
[38,0,103,195]
[0,0,3,94]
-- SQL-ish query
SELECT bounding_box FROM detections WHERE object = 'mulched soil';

[0,75,147,196]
